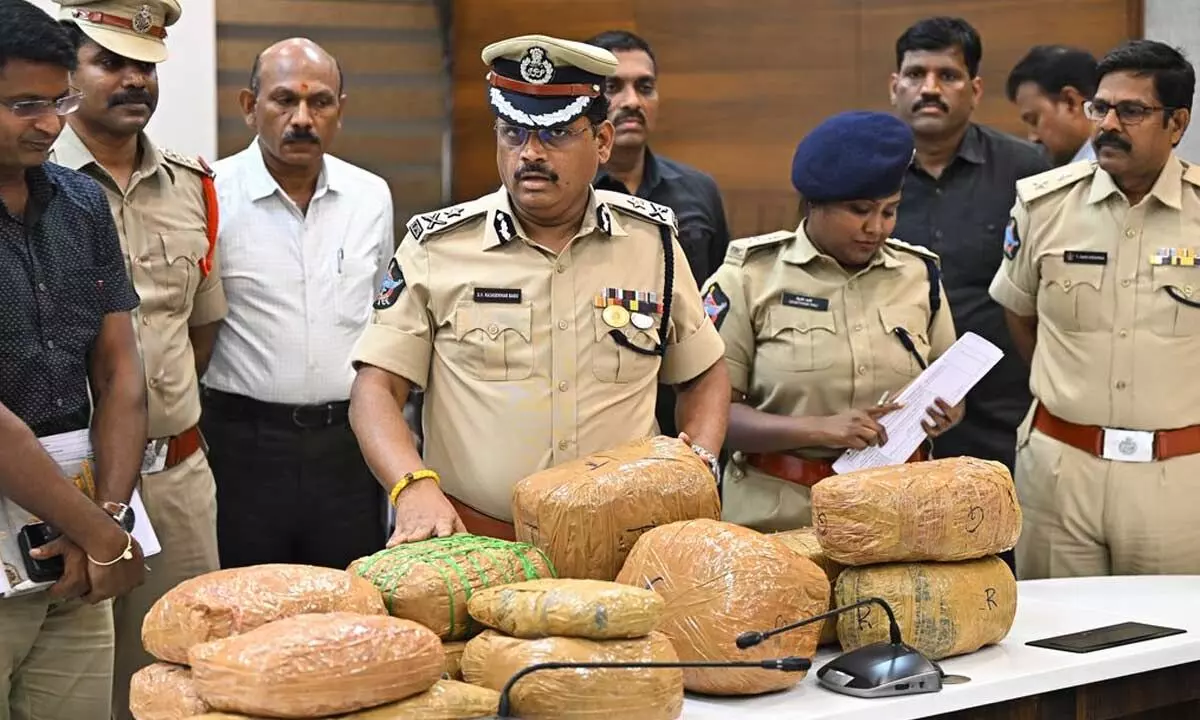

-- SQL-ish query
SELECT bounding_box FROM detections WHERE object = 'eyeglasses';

[494,122,591,150]
[1084,99,1170,126]
[0,91,84,119]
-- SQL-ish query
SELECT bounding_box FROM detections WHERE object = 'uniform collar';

[51,123,171,184]
[482,186,626,250]
[245,136,335,203]
[781,220,904,270]
[1087,153,1184,210]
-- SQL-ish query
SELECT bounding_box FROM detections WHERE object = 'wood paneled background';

[214,0,448,239]
[450,0,1143,238]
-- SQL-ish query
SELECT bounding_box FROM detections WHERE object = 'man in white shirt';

[201,38,393,569]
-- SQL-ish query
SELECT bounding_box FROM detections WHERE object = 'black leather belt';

[201,387,351,429]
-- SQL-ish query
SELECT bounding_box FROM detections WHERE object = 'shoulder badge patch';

[373,258,406,310]
[597,190,678,232]
[161,148,214,178]
[405,201,486,242]
[1015,160,1094,205]
[1002,218,1021,260]
[725,230,793,267]
[702,282,731,330]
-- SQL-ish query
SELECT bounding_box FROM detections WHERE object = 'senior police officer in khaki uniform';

[349,35,730,545]
[705,111,962,532]
[991,40,1200,580]
[48,1,226,715]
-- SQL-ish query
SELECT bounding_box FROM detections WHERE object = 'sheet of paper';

[832,332,1004,474]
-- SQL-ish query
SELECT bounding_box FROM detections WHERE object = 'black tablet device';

[1026,622,1187,653]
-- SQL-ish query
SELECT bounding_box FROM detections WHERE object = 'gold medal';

[602,304,630,328]
[630,312,653,330]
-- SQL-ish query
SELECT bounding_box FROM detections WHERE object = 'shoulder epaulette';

[596,190,677,232]
[885,237,941,265]
[405,199,488,242]
[724,230,794,267]
[160,148,214,178]
[1182,161,1200,188]
[1015,160,1095,205]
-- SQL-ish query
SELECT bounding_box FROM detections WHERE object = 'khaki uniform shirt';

[989,155,1200,430]
[50,126,227,439]
[351,187,725,521]
[706,222,957,462]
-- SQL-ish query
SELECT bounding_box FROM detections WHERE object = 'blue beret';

[791,111,915,202]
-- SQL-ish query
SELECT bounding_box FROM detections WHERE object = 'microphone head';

[735,631,764,649]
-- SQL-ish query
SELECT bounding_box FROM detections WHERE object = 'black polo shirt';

[0,163,139,437]
[893,123,1051,470]
[595,147,732,437]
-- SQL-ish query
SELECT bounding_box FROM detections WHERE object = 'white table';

[682,575,1200,720]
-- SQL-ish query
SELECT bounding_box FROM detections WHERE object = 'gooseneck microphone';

[492,656,813,717]
[735,596,904,649]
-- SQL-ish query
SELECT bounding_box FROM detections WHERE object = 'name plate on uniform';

[781,292,829,311]
[1063,251,1108,265]
[1101,428,1155,463]
[474,287,522,304]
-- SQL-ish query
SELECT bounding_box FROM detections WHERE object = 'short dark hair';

[249,49,345,96]
[0,0,77,74]
[585,29,657,73]
[1006,45,1098,102]
[895,16,982,78]
[1096,39,1195,114]
[58,20,88,52]
[584,94,610,126]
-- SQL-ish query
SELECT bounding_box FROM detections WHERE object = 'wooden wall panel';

[215,0,448,244]
[450,0,1141,239]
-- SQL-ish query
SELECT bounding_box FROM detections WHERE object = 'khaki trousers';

[0,595,114,720]
[111,449,218,720]
[1015,407,1200,579]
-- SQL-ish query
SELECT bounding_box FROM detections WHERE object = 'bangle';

[690,443,721,480]
[389,469,440,507]
[88,531,134,566]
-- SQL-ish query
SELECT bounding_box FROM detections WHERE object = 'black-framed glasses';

[0,91,84,119]
[494,122,590,150]
[1084,99,1170,126]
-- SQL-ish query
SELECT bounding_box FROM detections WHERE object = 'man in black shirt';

[889,17,1050,474]
[0,2,146,716]
[588,29,732,438]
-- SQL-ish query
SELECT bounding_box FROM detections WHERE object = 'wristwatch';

[690,443,721,481]
[101,501,136,533]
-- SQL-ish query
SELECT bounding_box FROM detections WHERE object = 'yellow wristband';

[389,469,440,506]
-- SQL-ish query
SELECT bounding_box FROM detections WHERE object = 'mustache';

[1094,131,1132,152]
[912,95,949,113]
[282,127,320,144]
[515,163,559,183]
[108,89,154,108]
[613,109,645,125]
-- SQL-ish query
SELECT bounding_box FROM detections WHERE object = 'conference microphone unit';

[485,655,813,718]
[736,596,945,699]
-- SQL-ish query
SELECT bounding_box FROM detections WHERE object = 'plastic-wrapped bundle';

[348,535,555,641]
[812,456,1022,565]
[512,436,720,580]
[142,564,386,664]
[460,629,683,720]
[615,519,829,696]
[771,528,844,645]
[442,640,467,680]
[188,613,443,718]
[468,578,664,639]
[181,679,498,719]
[129,662,209,720]
[835,556,1018,660]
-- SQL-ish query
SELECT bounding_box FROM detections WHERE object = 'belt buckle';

[291,403,334,429]
[141,438,169,474]
[1101,428,1155,463]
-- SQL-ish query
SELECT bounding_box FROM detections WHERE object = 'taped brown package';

[461,629,683,720]
[183,680,499,719]
[142,564,386,664]
[468,578,665,640]
[130,662,209,720]
[512,436,720,581]
[348,535,555,641]
[771,528,844,646]
[812,456,1022,565]
[835,556,1018,660]
[615,519,829,696]
[188,613,443,718]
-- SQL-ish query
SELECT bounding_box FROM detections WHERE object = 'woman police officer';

[701,111,964,532]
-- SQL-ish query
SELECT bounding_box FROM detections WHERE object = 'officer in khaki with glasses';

[990,39,1200,579]
[349,35,729,545]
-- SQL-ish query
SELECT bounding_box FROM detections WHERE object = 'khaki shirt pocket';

[451,303,535,381]
[758,306,837,373]
[159,231,206,313]
[1038,255,1104,332]
[591,308,662,383]
[878,305,931,377]
[1151,265,1200,337]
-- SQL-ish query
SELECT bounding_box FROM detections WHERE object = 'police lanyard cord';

[891,327,928,371]
[609,224,675,358]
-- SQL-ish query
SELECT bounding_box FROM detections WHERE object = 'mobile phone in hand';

[17,522,64,583]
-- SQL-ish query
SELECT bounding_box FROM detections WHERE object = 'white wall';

[28,0,217,160]
[1145,0,1200,162]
